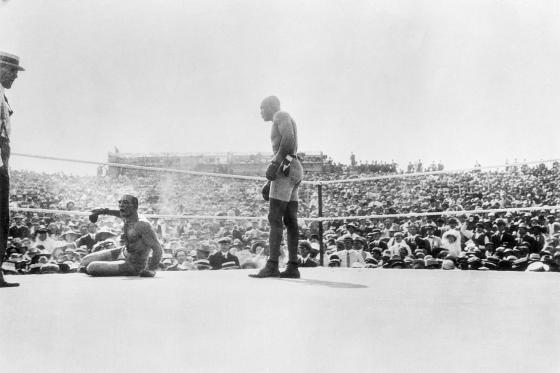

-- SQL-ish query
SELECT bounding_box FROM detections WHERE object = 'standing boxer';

[250,96,303,278]
[0,52,24,288]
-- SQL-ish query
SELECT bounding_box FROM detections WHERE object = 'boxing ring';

[2,153,560,373]
[2,269,560,373]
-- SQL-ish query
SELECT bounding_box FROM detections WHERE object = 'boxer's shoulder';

[132,220,153,232]
[273,110,292,123]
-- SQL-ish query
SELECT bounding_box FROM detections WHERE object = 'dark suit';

[8,224,29,239]
[76,234,96,253]
[473,232,490,247]
[208,251,240,270]
[368,239,388,252]
[491,231,516,248]
[405,235,429,253]
[516,234,538,254]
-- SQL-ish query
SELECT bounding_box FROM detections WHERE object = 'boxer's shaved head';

[119,194,138,209]
[260,96,281,121]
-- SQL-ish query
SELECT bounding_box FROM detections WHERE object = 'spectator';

[76,222,98,253]
[389,232,412,257]
[208,237,240,270]
[8,214,29,238]
[34,226,56,254]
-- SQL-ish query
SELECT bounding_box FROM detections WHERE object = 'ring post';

[318,183,324,266]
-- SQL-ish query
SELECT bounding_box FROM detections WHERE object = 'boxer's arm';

[272,112,296,164]
[138,222,163,271]
[94,209,121,218]
[89,208,121,223]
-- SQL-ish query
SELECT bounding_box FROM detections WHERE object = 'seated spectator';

[389,232,412,257]
[442,230,461,257]
[33,226,56,254]
[298,241,319,267]
[334,234,366,267]
[9,214,30,239]
[76,222,99,253]
[208,237,240,270]
[166,249,195,271]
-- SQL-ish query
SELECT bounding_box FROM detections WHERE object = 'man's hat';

[217,237,232,244]
[61,229,79,238]
[442,259,455,270]
[221,261,239,270]
[353,236,366,244]
[0,52,25,71]
[95,228,117,240]
[194,259,211,270]
[342,234,353,241]
[526,261,550,272]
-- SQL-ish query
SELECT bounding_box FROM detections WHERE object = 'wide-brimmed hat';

[0,52,25,71]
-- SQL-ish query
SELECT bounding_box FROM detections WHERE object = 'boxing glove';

[262,181,271,201]
[265,162,280,181]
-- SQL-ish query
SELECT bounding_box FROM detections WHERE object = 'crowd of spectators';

[2,160,560,275]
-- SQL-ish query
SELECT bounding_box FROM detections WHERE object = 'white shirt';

[389,241,412,257]
[34,237,57,254]
[332,249,365,267]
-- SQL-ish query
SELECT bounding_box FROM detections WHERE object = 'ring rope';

[12,152,273,183]
[12,152,560,186]
[302,205,560,222]
[11,205,560,223]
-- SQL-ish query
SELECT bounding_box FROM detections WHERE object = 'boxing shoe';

[280,262,300,279]
[249,260,280,278]
[0,272,19,287]
[139,269,156,277]
[0,274,19,287]
[0,281,19,288]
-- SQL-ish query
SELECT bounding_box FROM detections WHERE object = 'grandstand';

[106,151,328,177]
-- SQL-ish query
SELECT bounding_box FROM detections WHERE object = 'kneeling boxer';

[80,194,162,277]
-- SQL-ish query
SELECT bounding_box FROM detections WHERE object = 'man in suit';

[423,224,443,256]
[8,214,29,239]
[0,51,24,288]
[367,229,388,252]
[209,237,240,270]
[491,219,516,248]
[404,224,430,254]
[516,223,538,254]
[76,222,98,253]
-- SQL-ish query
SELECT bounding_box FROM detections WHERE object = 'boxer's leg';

[283,200,299,263]
[268,198,288,262]
[281,160,303,278]
[86,260,133,276]
[80,247,122,273]
[248,198,286,278]
[249,177,291,278]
